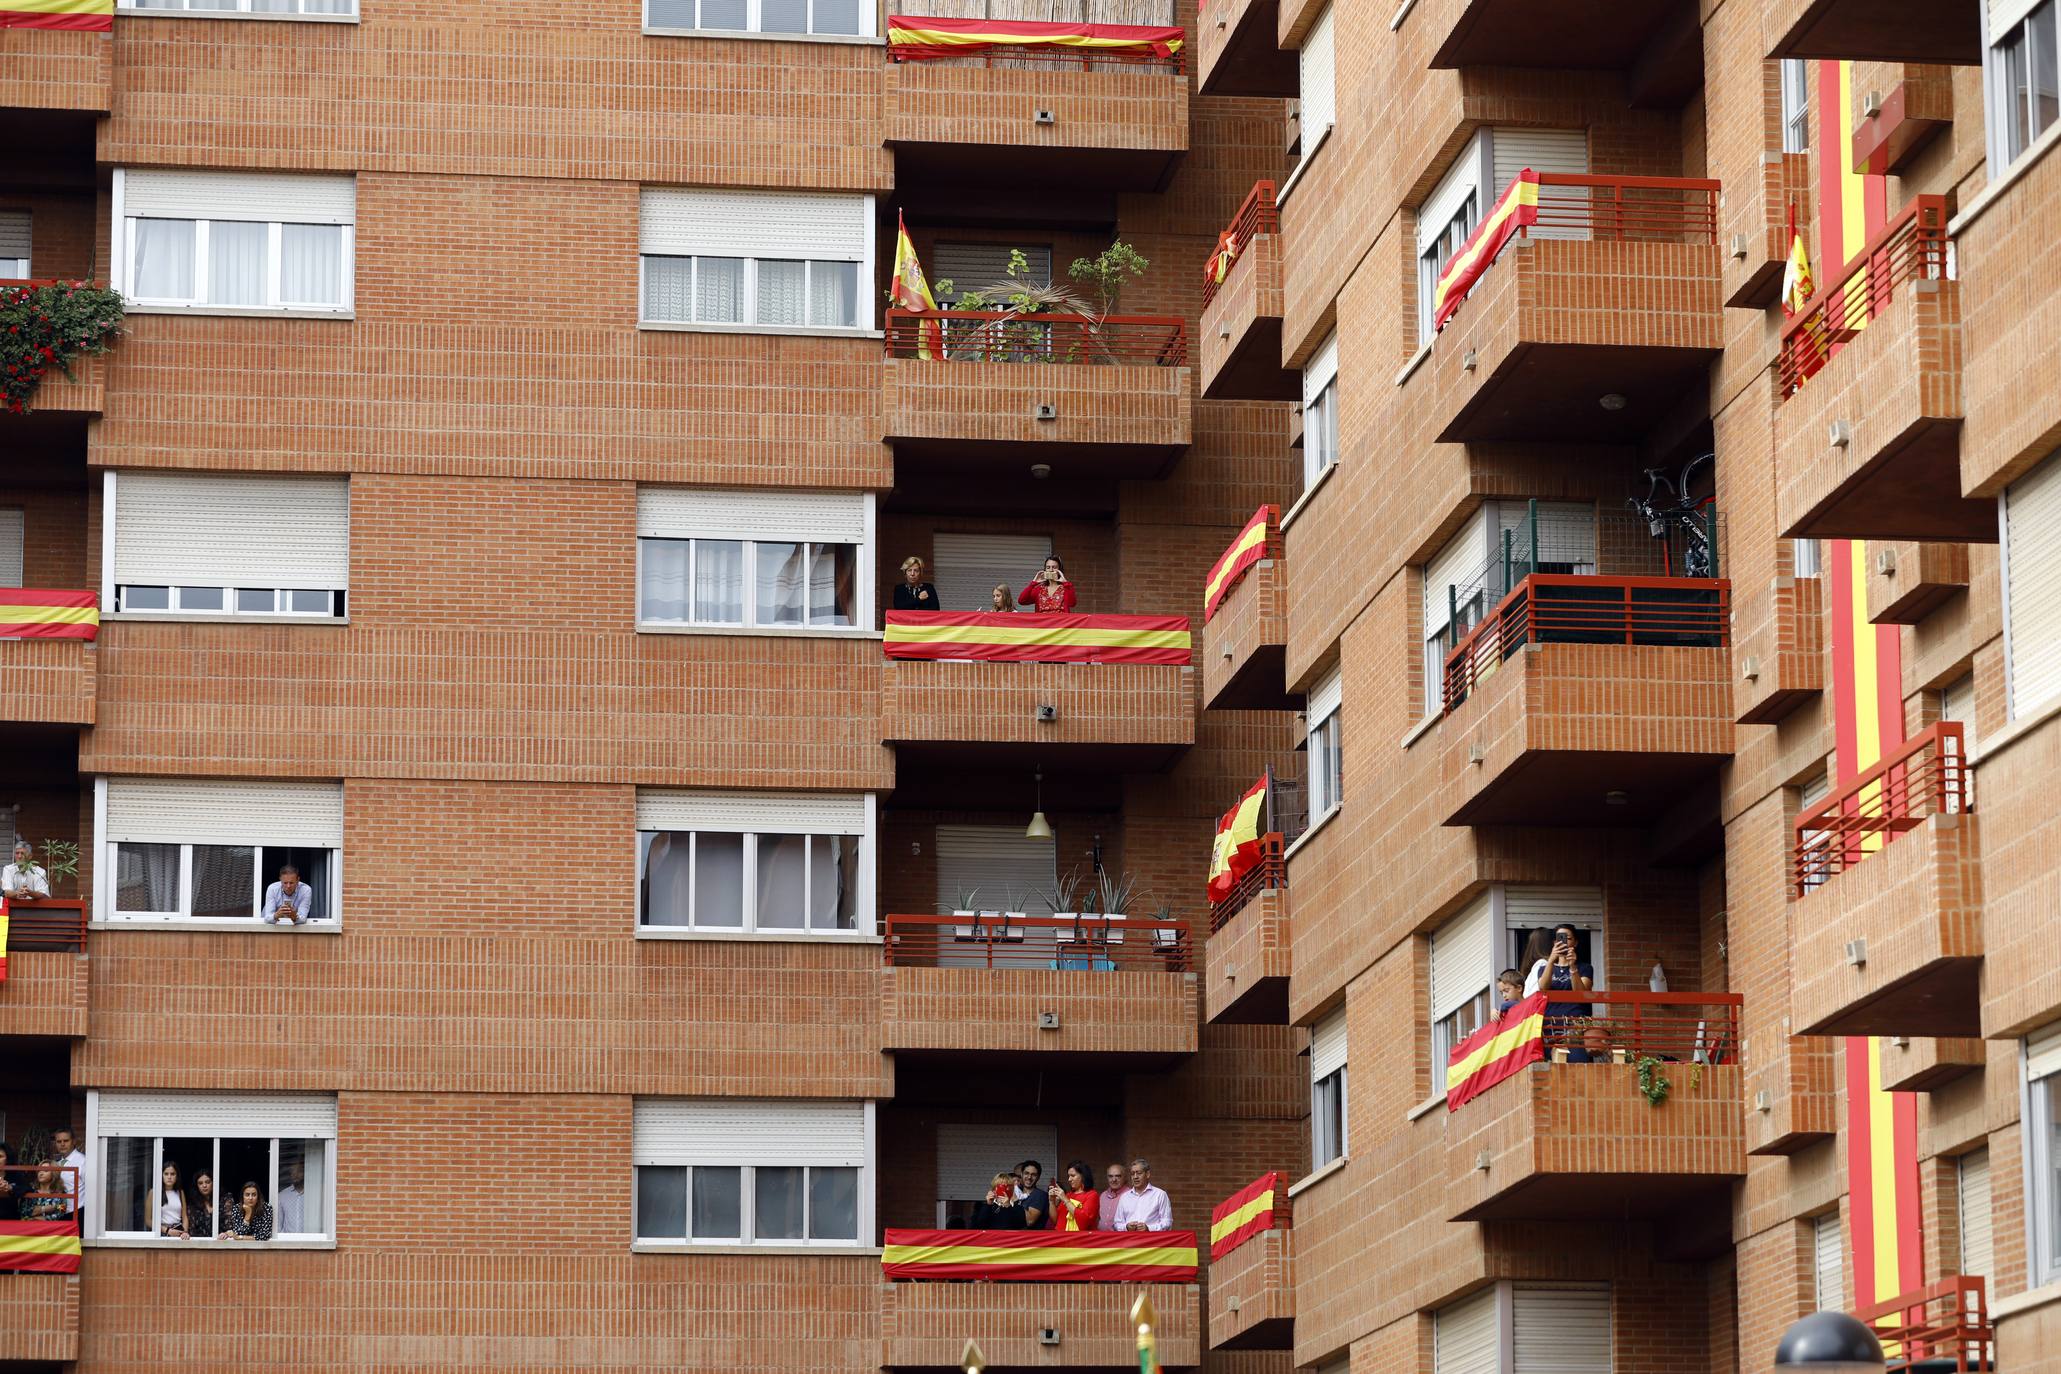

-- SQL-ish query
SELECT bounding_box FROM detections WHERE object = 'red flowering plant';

[1,280,126,414]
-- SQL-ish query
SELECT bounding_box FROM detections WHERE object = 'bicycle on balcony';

[1627,452,1716,580]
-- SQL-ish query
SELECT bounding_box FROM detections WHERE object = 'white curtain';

[640,538,690,622]
[639,831,693,925]
[693,539,744,623]
[808,543,853,626]
[811,261,858,328]
[696,257,743,323]
[693,832,745,927]
[643,256,693,323]
[281,223,344,306]
[115,842,180,913]
[206,220,267,307]
[757,260,808,327]
[809,834,857,930]
[755,541,806,626]
[134,218,196,301]
[755,833,808,929]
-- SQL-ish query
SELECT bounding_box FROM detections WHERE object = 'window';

[636,487,872,633]
[1433,1282,1611,1374]
[2029,1022,2061,1286]
[1987,0,2060,171]
[121,0,356,13]
[107,471,349,620]
[1813,1211,1844,1309]
[936,1123,1057,1225]
[1306,663,1342,822]
[644,0,868,38]
[1300,333,1340,493]
[639,188,872,332]
[1429,894,1493,1093]
[90,1091,336,1241]
[1780,59,1811,153]
[929,532,1051,614]
[1416,129,1586,343]
[1310,1006,1347,1170]
[1797,763,1833,891]
[1958,1149,1993,1286]
[1297,5,1335,148]
[633,1099,872,1247]
[2003,450,2061,718]
[0,210,28,278]
[96,778,343,925]
[637,790,873,936]
[116,170,353,314]
[1433,1287,1498,1374]
[1793,537,1823,577]
[1418,193,1480,343]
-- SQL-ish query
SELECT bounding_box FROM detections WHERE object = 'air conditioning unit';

[1875,548,1898,576]
[1845,937,1868,967]
[1829,419,1853,449]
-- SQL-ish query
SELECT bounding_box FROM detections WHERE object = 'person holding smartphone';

[971,1172,1028,1230]
[1523,925,1595,1062]
[1017,556,1077,613]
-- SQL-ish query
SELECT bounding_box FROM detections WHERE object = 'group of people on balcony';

[1494,924,1597,1061]
[0,1128,85,1226]
[894,555,1078,613]
[963,1157,1172,1233]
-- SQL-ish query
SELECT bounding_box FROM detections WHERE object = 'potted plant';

[943,886,981,941]
[1048,866,1088,944]
[1092,869,1136,943]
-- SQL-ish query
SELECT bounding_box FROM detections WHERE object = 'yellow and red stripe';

[0,897,8,981]
[1445,992,1547,1110]
[1431,170,1540,333]
[884,611,1190,665]
[1208,1171,1279,1259]
[1203,505,1275,622]
[886,14,1183,58]
[0,1222,82,1274]
[881,1227,1198,1282]
[0,0,111,29]
[1206,774,1268,902]
[0,589,99,640]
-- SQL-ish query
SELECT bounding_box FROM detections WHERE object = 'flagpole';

[1130,1292,1159,1374]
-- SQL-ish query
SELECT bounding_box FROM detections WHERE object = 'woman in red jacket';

[1019,556,1077,613]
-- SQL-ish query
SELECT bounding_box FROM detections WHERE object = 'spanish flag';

[1431,170,1540,333]
[884,611,1191,665]
[0,1222,82,1274]
[0,0,111,30]
[0,898,9,982]
[1445,992,1547,1111]
[0,589,100,640]
[1208,1171,1279,1259]
[889,212,943,361]
[1203,505,1274,622]
[886,14,1184,60]
[1780,219,1815,319]
[881,1228,1198,1282]
[1206,774,1268,903]
[1204,226,1238,290]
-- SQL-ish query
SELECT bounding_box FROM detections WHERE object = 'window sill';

[1399,712,1440,751]
[105,612,349,627]
[123,304,355,321]
[87,1237,337,1249]
[636,928,883,944]
[1973,688,2061,771]
[116,6,358,20]
[1274,122,1333,212]
[637,623,884,640]
[1993,1277,2061,1322]
[1278,458,1338,533]
[631,1241,882,1256]
[1281,802,1340,864]
[642,25,883,45]
[90,919,341,934]
[638,320,885,340]
[1388,0,1417,29]
[1952,117,2061,239]
[1393,340,1432,389]
[1286,1154,1348,1198]
[1406,1092,1445,1121]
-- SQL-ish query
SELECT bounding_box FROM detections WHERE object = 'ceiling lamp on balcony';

[1026,768,1054,840]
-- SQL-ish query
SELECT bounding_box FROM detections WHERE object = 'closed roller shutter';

[1940,674,1978,755]
[0,508,22,586]
[1310,1005,1348,1081]
[1512,1284,1610,1373]
[637,487,868,545]
[97,1091,337,1138]
[1430,893,1494,1022]
[0,210,28,262]
[1425,507,1492,637]
[1958,1150,1992,1285]
[632,1099,867,1165]
[1992,0,2044,36]
[2005,453,2061,716]
[1433,1286,1499,1374]
[1302,332,1339,407]
[1504,886,1604,927]
[934,824,1057,916]
[1306,662,1343,727]
[636,790,865,834]
[639,188,870,262]
[123,170,355,225]
[932,243,1054,302]
[1490,128,1588,242]
[935,1122,1058,1203]
[1814,1212,1844,1310]
[112,471,349,590]
[930,532,1051,614]
[1418,138,1487,258]
[1494,501,1596,573]
[104,778,344,847]
[1298,5,1335,138]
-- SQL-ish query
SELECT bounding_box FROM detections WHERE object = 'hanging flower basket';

[2,280,126,414]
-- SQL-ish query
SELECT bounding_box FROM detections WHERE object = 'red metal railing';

[888,43,1185,72]
[884,309,1187,365]
[1524,173,1721,242]
[1539,990,1743,1064]
[1778,194,1950,399]
[1792,722,1967,897]
[1200,180,1279,309]
[1209,833,1283,931]
[884,913,1192,971]
[1855,1275,1992,1373]
[2,898,87,951]
[1442,574,1730,715]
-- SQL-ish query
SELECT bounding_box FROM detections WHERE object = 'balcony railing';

[886,8,1185,71]
[1792,723,1967,897]
[885,309,1187,365]
[883,610,1192,665]
[1538,990,1742,1063]
[1200,181,1278,309]
[0,1166,81,1275]
[1442,574,1730,715]
[1209,832,1283,932]
[883,913,1192,971]
[1778,195,1950,399]
[2,898,87,951]
[1856,1276,1992,1373]
[882,1225,1199,1280]
[0,589,101,641]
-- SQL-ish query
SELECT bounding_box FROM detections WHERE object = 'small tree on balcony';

[1067,239,1149,314]
[1,281,125,414]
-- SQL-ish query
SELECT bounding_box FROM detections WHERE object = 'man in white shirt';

[1110,1157,1172,1233]
[278,1156,305,1233]
[53,1127,87,1226]
[261,864,313,925]
[2,841,50,901]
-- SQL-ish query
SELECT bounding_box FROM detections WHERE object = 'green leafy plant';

[1635,1056,1672,1106]
[1092,869,1136,917]
[1046,865,1087,914]
[33,840,79,888]
[2,281,125,414]
[1067,238,1150,313]
[940,885,981,914]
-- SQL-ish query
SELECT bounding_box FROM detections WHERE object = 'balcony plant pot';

[1002,910,1028,943]
[952,909,977,940]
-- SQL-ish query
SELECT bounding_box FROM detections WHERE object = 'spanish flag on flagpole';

[890,212,943,361]
[1206,774,1268,902]
[1780,204,1815,319]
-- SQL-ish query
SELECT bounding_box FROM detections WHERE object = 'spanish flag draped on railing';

[884,611,1191,665]
[890,212,944,361]
[1203,504,1275,622]
[1208,1171,1279,1259]
[0,0,111,29]
[1430,169,1540,333]
[0,590,99,640]
[886,13,1184,60]
[1206,773,1268,902]
[881,1227,1199,1282]
[0,1222,80,1272]
[1445,991,1548,1111]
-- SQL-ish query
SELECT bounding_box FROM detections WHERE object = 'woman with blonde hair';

[970,1172,1028,1229]
[989,584,1011,613]
[893,556,941,610]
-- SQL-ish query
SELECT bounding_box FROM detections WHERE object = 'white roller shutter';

[1490,128,1589,243]
[1433,1287,1500,1374]
[1425,507,1492,637]
[0,210,29,262]
[930,532,1051,614]
[1418,135,1488,258]
[934,824,1057,916]
[1940,674,1978,755]
[632,1099,868,1166]
[1992,0,2044,38]
[1504,886,1604,928]
[1306,662,1343,728]
[104,778,344,847]
[936,1123,1059,1203]
[121,169,355,225]
[1430,893,1495,1022]
[2005,453,2061,717]
[1302,332,1339,408]
[932,243,1054,302]
[2028,1021,2061,1081]
[1814,1212,1845,1310]
[1801,767,1832,810]
[0,508,22,586]
[639,188,870,262]
[96,1091,337,1139]
[636,790,865,834]
[1298,5,1335,139]
[1512,1283,1610,1374]
[637,487,867,545]
[1494,501,1596,573]
[1310,1005,1348,1081]
[112,472,349,590]
[1958,1150,1993,1285]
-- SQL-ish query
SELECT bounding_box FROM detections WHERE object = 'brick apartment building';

[0,0,2057,1368]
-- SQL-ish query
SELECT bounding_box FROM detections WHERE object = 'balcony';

[0,22,110,113]
[880,914,1198,1059]
[884,13,1188,192]
[1735,574,1825,725]
[1442,991,1746,1222]
[1205,1175,1292,1349]
[1726,152,1813,309]
[0,591,99,726]
[1791,724,1981,1037]
[1858,1277,1993,1373]
[1422,176,1723,445]
[1206,835,1289,1024]
[1766,0,1982,64]
[1879,1034,1985,1092]
[1436,573,1733,827]
[1202,506,1290,710]
[1775,197,1991,542]
[1422,0,1701,107]
[1850,66,1954,176]
[883,311,1191,472]
[0,1272,78,1363]
[1200,183,1295,401]
[1867,540,1968,624]
[0,899,88,1039]
[1195,0,1294,96]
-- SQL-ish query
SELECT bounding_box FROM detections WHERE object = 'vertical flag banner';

[1203,505,1276,621]
[1208,1171,1281,1259]
[1206,774,1269,902]
[1431,169,1540,331]
[890,212,944,360]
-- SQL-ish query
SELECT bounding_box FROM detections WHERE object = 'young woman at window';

[1046,1161,1101,1233]
[989,584,1011,613]
[219,1181,274,1241]
[189,1171,217,1238]
[1019,556,1077,613]
[157,1161,194,1238]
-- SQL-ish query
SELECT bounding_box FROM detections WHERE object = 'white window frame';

[638,254,867,332]
[0,208,28,279]
[1985,0,2061,174]
[637,190,876,335]
[1311,1066,1345,1169]
[631,1101,875,1249]
[114,585,342,618]
[1780,59,1811,154]
[112,172,354,318]
[636,795,876,939]
[1306,664,1343,823]
[1793,537,1823,577]
[91,778,343,928]
[2027,1023,2061,1287]
[85,1091,338,1244]
[1431,1281,1613,1374]
[1415,131,1493,345]
[116,0,358,18]
[641,0,876,40]
[635,536,866,632]
[1300,333,1340,493]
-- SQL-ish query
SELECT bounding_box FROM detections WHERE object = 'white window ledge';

[1286,1154,1348,1198]
[90,918,342,934]
[631,1242,882,1256]
[636,927,883,944]
[1282,801,1340,864]
[87,1237,337,1249]
[116,6,357,19]
[1279,459,1338,532]
[1399,712,1440,751]
[105,612,348,627]
[1407,1092,1445,1121]
[637,623,883,641]
[1274,122,1333,211]
[1952,117,2061,238]
[123,304,355,321]
[1993,1278,2061,1321]
[1393,340,1432,388]
[1388,0,1417,30]
[638,320,885,340]
[1971,689,2061,770]
[642,26,884,45]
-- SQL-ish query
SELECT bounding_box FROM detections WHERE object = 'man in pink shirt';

[1111,1158,1173,1232]
[1096,1162,1127,1231]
